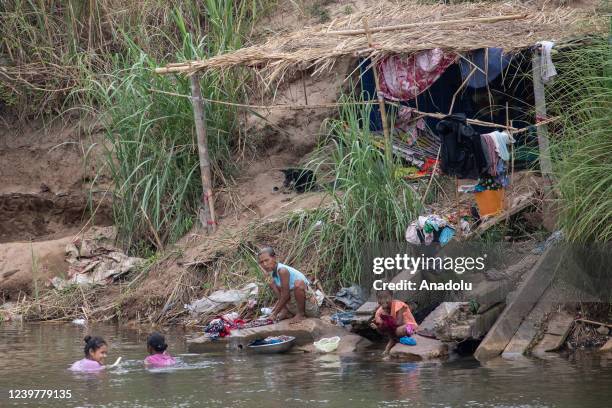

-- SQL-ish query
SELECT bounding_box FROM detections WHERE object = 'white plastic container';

[313,336,341,353]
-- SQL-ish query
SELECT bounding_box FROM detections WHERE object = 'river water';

[1,322,611,407]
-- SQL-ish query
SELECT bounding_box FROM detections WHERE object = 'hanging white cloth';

[536,41,557,83]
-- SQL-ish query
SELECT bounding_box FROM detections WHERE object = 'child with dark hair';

[371,290,418,355]
[144,332,176,367]
[70,335,108,371]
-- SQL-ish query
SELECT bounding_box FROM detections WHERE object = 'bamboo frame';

[363,17,392,164]
[190,74,217,233]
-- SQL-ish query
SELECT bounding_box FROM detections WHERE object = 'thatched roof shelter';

[156,2,604,83]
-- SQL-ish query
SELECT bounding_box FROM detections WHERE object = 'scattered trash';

[51,239,144,290]
[335,285,366,310]
[260,307,273,316]
[460,218,471,235]
[331,311,355,327]
[185,283,259,316]
[314,336,341,353]
[439,226,456,246]
[71,318,87,326]
[399,336,417,346]
[532,230,564,254]
[405,214,449,245]
[314,289,325,307]
[222,312,240,323]
[458,184,477,193]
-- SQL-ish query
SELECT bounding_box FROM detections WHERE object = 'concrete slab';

[417,302,466,338]
[532,311,574,358]
[474,247,561,361]
[502,296,551,359]
[389,334,448,361]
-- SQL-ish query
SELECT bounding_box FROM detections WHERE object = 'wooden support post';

[363,18,392,164]
[190,74,217,233]
[531,50,553,180]
[532,49,556,230]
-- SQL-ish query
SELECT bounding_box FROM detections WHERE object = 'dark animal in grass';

[279,168,317,193]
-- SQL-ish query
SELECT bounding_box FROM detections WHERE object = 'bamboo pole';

[190,74,217,233]
[148,87,519,131]
[363,18,392,164]
[326,14,527,35]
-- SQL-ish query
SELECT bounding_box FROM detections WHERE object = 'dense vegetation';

[548,39,612,243]
[1,0,273,253]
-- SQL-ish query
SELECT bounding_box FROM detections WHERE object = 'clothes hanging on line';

[536,41,557,83]
[436,114,487,179]
[377,49,457,101]
[480,131,515,176]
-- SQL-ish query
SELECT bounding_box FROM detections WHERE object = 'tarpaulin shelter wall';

[358,51,535,135]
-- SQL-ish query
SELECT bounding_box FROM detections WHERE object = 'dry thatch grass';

[157,2,605,85]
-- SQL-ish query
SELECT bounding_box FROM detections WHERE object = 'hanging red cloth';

[377,49,457,101]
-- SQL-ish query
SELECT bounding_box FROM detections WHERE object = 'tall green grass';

[90,2,269,254]
[0,1,273,117]
[547,39,612,243]
[285,96,422,287]
[1,1,274,253]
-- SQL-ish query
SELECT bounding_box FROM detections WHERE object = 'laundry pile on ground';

[203,312,274,340]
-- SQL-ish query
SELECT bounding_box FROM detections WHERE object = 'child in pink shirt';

[144,332,176,367]
[70,335,108,372]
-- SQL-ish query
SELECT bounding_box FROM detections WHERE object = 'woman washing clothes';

[371,290,418,355]
[257,247,319,324]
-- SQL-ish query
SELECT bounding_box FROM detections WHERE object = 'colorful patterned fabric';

[377,49,457,101]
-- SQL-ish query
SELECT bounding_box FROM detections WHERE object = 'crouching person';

[258,247,319,324]
[371,289,418,355]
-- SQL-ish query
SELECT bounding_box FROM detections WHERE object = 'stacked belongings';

[405,215,457,246]
[378,106,442,176]
[436,115,514,217]
[474,130,514,216]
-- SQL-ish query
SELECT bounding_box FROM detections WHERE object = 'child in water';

[371,290,418,355]
[70,336,108,371]
[144,332,176,367]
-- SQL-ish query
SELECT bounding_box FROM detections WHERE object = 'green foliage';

[62,1,267,254]
[286,96,422,287]
[547,38,612,243]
